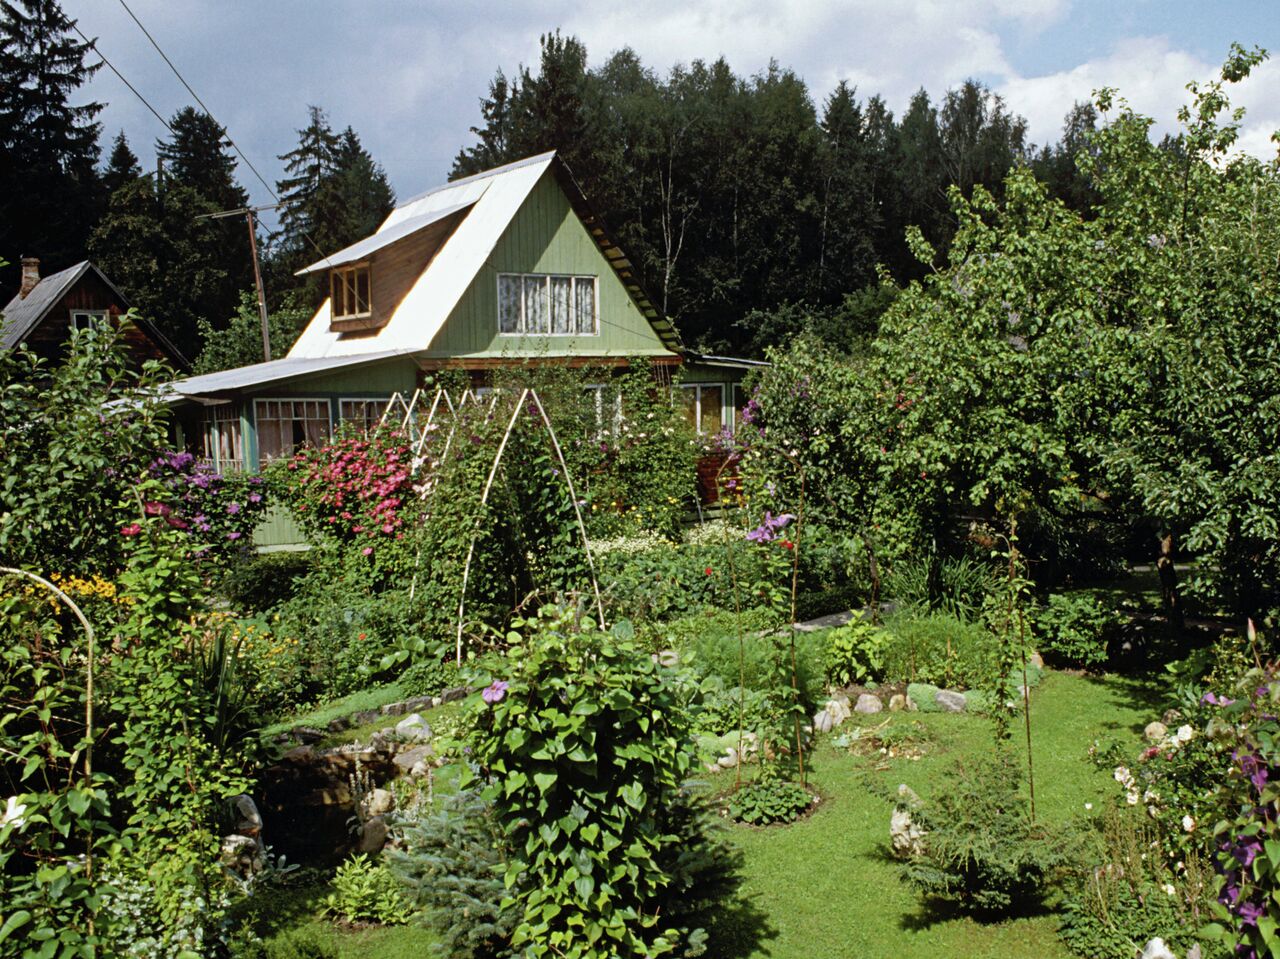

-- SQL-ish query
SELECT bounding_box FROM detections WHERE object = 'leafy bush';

[398,657,462,698]
[692,677,774,738]
[468,607,741,957]
[389,789,516,959]
[217,551,313,612]
[322,854,412,925]
[1035,592,1123,669]
[823,620,890,687]
[596,541,763,624]
[727,779,813,825]
[899,755,1069,917]
[146,448,270,557]
[261,927,338,959]
[684,628,826,716]
[881,611,1000,689]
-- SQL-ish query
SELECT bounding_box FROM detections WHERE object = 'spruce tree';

[275,105,339,262]
[0,0,103,283]
[154,106,254,336]
[101,130,140,195]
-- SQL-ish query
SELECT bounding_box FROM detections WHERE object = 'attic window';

[331,264,371,321]
[70,310,107,331]
[497,273,597,336]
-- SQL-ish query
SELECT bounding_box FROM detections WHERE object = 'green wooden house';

[165,152,758,547]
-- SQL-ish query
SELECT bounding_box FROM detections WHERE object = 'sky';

[70,0,1279,227]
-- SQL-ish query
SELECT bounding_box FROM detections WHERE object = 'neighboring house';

[162,152,760,545]
[1,257,188,369]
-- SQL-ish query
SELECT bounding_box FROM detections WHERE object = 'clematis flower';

[482,680,509,705]
[120,523,142,537]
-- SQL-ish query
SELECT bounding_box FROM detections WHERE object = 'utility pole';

[196,203,280,362]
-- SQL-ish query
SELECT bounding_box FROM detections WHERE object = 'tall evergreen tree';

[274,105,340,267]
[0,0,102,284]
[1032,101,1101,213]
[153,106,254,342]
[101,130,140,195]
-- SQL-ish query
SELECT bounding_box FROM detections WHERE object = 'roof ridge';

[397,151,557,209]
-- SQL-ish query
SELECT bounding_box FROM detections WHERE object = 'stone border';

[274,685,470,745]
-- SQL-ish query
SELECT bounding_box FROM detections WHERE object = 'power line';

[113,0,280,206]
[72,23,172,134]
[112,0,338,271]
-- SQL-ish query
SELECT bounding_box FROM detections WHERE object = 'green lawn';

[719,669,1160,959]
[254,669,1159,957]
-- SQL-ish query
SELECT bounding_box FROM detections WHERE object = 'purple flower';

[482,680,509,705]
[1203,691,1236,706]
[227,531,241,541]
[248,492,262,504]
[226,502,241,515]
[1237,899,1265,928]
[746,510,796,543]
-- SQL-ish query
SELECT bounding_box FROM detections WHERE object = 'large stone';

[220,833,264,876]
[360,787,395,820]
[356,815,389,854]
[395,713,432,742]
[888,693,907,711]
[1144,721,1168,743]
[854,693,883,715]
[890,808,927,859]
[935,689,967,713]
[393,744,435,773]
[1028,651,1045,670]
[826,697,852,724]
[232,794,263,838]
[717,748,739,769]
[813,709,835,734]
[1138,938,1177,959]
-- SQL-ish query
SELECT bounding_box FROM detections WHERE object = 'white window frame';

[496,273,598,336]
[330,263,372,321]
[676,383,725,436]
[69,309,107,331]
[583,384,622,438]
[339,397,392,433]
[202,403,245,473]
[253,397,333,464]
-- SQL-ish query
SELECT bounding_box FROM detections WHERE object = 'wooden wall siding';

[430,171,672,359]
[23,272,169,368]
[333,211,466,335]
[251,502,308,550]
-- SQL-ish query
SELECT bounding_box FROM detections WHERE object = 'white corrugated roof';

[166,350,410,397]
[295,198,478,275]
[288,152,557,360]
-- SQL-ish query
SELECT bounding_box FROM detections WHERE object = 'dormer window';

[497,273,597,335]
[331,264,371,321]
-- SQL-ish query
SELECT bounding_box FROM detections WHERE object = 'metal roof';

[295,198,478,275]
[287,151,684,360]
[165,349,411,398]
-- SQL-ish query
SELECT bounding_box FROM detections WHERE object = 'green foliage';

[389,789,516,959]
[468,607,740,957]
[727,779,813,826]
[322,855,412,926]
[823,620,890,687]
[0,319,171,575]
[195,290,310,374]
[684,629,826,718]
[1035,593,1122,669]
[900,755,1069,917]
[907,682,941,713]
[217,551,314,613]
[259,927,338,959]
[882,611,999,690]
[397,658,461,699]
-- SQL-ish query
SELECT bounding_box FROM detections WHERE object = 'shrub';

[907,682,941,713]
[881,611,999,689]
[217,551,313,612]
[685,628,826,716]
[322,854,412,925]
[1036,592,1123,669]
[468,607,741,958]
[389,789,516,959]
[823,620,890,687]
[727,779,813,825]
[398,657,462,698]
[261,928,338,959]
[899,754,1069,917]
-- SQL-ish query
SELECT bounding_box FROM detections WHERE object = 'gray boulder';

[356,815,389,854]
[395,713,432,742]
[854,693,883,715]
[935,689,967,712]
[1138,938,1177,959]
[360,787,395,820]
[888,693,907,711]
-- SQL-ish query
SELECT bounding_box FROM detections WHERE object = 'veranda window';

[339,398,392,433]
[677,384,723,436]
[497,273,597,335]
[254,399,331,463]
[202,404,244,472]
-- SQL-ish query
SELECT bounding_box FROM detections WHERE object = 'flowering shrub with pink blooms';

[277,431,417,561]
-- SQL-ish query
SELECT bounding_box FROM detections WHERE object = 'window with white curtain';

[497,273,597,335]
[254,399,332,462]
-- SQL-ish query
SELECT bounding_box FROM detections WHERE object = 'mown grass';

[255,669,1159,957]
[717,669,1160,959]
[260,681,409,737]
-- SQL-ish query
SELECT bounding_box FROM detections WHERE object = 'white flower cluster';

[1114,765,1140,805]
